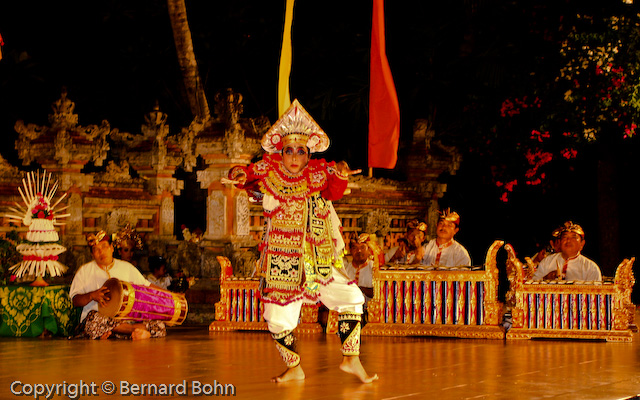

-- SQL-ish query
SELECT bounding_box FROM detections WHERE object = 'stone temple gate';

[0,89,461,320]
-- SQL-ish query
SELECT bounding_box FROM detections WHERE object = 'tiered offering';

[5,171,70,284]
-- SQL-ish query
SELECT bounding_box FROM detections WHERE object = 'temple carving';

[1,88,461,292]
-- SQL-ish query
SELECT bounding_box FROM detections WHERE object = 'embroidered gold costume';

[229,153,348,305]
[228,100,368,375]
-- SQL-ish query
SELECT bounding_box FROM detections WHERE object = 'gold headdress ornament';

[261,99,330,154]
[87,230,109,247]
[113,224,144,250]
[559,221,585,238]
[406,219,428,232]
[439,208,461,226]
[357,233,372,243]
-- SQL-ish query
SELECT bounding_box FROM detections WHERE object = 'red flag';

[368,0,400,169]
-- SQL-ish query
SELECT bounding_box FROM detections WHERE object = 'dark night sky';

[1,0,639,282]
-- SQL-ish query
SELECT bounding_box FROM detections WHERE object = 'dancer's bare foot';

[99,331,112,340]
[271,365,305,383]
[131,328,151,340]
[340,356,378,383]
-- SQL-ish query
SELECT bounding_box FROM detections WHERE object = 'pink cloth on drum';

[124,284,180,321]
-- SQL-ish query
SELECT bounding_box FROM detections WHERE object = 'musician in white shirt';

[532,221,601,281]
[344,234,377,303]
[420,209,471,267]
[70,230,166,340]
[385,220,427,264]
[146,256,172,290]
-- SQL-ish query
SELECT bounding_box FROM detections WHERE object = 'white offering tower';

[5,171,70,285]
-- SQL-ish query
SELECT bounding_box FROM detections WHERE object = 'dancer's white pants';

[263,267,364,334]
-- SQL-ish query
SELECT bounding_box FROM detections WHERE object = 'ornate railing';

[209,257,321,333]
[504,244,636,342]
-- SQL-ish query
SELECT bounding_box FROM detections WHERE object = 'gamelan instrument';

[99,278,188,326]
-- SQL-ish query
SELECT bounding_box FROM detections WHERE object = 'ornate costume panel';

[231,154,348,305]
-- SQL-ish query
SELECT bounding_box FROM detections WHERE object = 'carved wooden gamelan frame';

[361,240,505,339]
[209,256,321,333]
[504,244,636,342]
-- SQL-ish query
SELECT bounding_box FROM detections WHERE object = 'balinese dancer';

[227,100,378,383]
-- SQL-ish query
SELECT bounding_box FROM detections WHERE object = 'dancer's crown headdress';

[261,99,330,154]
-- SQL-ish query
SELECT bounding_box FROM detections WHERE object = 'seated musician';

[146,255,172,290]
[69,230,167,340]
[420,209,471,267]
[528,225,563,267]
[532,221,602,282]
[385,219,427,264]
[113,224,144,267]
[344,234,377,304]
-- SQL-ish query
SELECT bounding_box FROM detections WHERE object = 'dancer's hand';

[336,161,361,176]
[221,173,247,185]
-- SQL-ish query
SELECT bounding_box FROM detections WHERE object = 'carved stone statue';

[214,88,243,129]
[15,88,111,169]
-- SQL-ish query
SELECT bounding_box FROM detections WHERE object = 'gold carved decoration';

[211,241,510,338]
[209,256,322,333]
[363,240,505,339]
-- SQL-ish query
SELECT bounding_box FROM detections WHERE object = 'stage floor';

[2,323,640,400]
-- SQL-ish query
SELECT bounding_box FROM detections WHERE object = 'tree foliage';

[471,5,640,202]
[556,13,640,141]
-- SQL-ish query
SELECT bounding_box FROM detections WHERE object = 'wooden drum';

[99,278,188,326]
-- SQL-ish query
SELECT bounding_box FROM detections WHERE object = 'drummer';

[69,230,167,340]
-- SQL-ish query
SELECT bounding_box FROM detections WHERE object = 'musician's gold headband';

[87,230,111,247]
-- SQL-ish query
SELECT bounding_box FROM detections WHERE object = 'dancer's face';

[282,145,309,174]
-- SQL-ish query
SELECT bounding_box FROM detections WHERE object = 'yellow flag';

[278,0,295,116]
